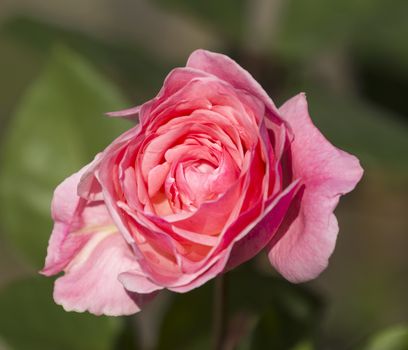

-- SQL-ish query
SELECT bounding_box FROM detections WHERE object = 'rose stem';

[213,273,228,350]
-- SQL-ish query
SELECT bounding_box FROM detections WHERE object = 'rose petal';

[118,271,163,294]
[225,179,301,271]
[107,105,141,119]
[187,49,281,121]
[267,93,364,282]
[54,232,154,316]
[140,68,211,126]
[148,162,170,198]
[41,163,93,275]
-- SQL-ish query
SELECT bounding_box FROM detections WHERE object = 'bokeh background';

[0,0,407,349]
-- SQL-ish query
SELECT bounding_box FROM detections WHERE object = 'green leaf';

[0,277,120,350]
[362,325,408,350]
[0,46,130,267]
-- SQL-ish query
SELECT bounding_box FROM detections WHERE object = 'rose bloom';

[41,50,363,315]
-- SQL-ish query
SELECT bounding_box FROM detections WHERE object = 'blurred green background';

[0,0,407,349]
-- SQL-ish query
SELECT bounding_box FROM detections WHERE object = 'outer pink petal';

[42,160,157,315]
[267,93,363,282]
[41,164,91,275]
[186,49,280,119]
[54,233,155,316]
[225,179,301,271]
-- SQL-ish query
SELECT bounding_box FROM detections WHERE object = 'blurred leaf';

[305,88,408,175]
[0,336,11,350]
[356,57,408,119]
[157,263,322,350]
[352,0,408,75]
[362,325,408,350]
[1,16,168,102]
[156,283,212,350]
[0,46,130,267]
[277,86,408,178]
[290,340,315,350]
[0,235,32,290]
[154,0,246,42]
[0,277,120,350]
[113,317,141,350]
[228,264,322,350]
[277,0,408,62]
[277,0,357,58]
[0,35,43,136]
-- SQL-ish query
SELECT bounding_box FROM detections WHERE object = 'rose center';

[192,160,216,174]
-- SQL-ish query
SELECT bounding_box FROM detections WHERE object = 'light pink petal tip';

[107,105,141,119]
[41,165,89,276]
[267,93,363,283]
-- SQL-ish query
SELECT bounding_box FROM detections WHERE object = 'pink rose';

[41,50,363,316]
